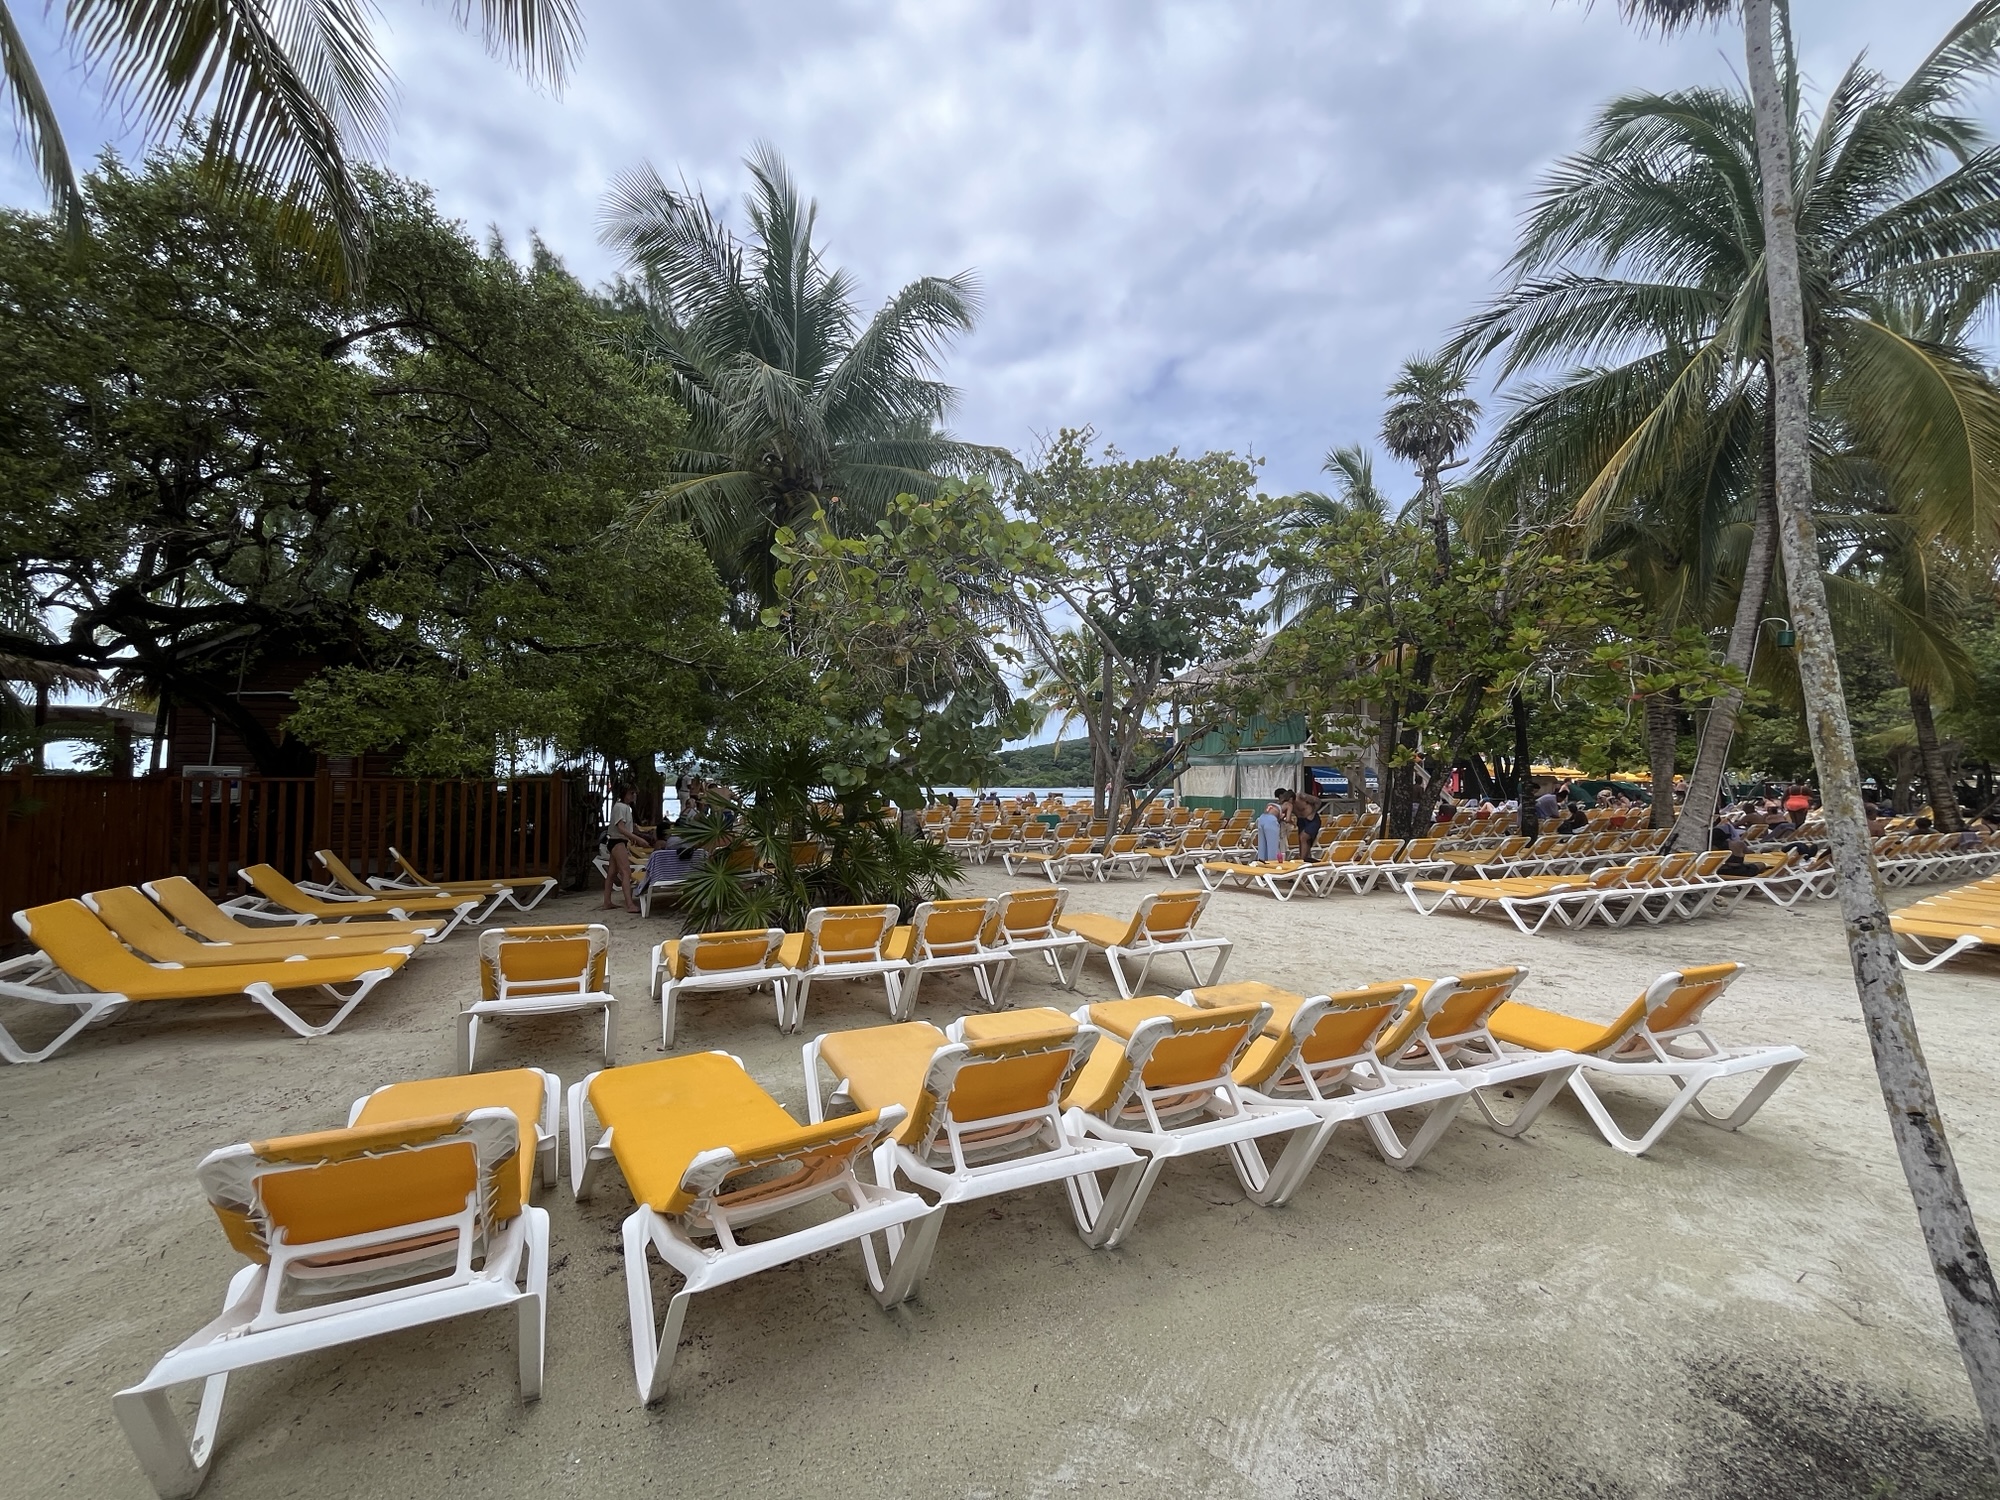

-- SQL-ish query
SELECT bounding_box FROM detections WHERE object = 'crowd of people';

[597,774,740,914]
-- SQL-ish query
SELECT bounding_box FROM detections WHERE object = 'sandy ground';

[6,862,2000,1500]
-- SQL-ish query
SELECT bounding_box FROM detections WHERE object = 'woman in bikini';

[1292,777,1324,860]
[601,782,642,914]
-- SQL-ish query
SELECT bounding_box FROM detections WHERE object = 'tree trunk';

[1512,688,1534,837]
[1093,652,1113,819]
[1645,690,1680,831]
[1670,483,1779,851]
[1743,0,2000,1462]
[1911,688,1964,832]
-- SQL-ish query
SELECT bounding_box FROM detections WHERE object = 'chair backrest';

[1402,838,1439,860]
[1642,962,1743,1037]
[677,927,786,976]
[1080,1000,1269,1119]
[905,1016,1094,1151]
[1688,851,1731,879]
[1322,839,1364,865]
[987,886,1069,944]
[85,885,208,962]
[802,904,899,965]
[1109,888,1209,948]
[145,876,254,942]
[313,849,375,896]
[17,899,171,991]
[1107,834,1141,855]
[199,1108,522,1261]
[1235,981,1417,1092]
[1654,853,1696,881]
[479,923,609,1000]
[1363,839,1403,863]
[1614,856,1664,886]
[908,898,997,958]
[1377,967,1526,1059]
[242,864,342,912]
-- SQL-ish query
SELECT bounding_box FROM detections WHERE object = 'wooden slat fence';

[0,771,569,921]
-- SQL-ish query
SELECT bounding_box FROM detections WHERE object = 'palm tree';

[1609,0,2000,1462]
[1269,444,1392,624]
[1380,355,1480,571]
[0,1,579,280]
[599,145,1012,606]
[1460,12,2000,847]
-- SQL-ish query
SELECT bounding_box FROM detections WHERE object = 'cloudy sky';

[5,0,1995,502]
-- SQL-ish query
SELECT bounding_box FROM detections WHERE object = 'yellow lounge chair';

[1057,995,1322,1247]
[651,927,791,1045]
[143,876,438,948]
[1196,857,1321,901]
[802,1009,1139,1304]
[0,900,407,1064]
[1372,967,1583,1138]
[461,925,618,1072]
[114,1074,553,1498]
[780,904,907,1033]
[982,886,1088,1001]
[566,1053,926,1403]
[884,897,1011,1016]
[84,886,423,966]
[1184,979,1470,1175]
[1056,888,1233,998]
[383,845,557,913]
[233,865,480,941]
[310,849,510,927]
[1487,963,1805,1154]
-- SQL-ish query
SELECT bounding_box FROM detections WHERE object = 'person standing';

[1256,791,1289,862]
[1783,782,1812,829]
[601,782,641,914]
[1293,777,1324,860]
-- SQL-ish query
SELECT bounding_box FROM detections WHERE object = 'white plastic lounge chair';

[1372,967,1584,1139]
[652,927,791,1045]
[312,849,509,926]
[982,887,1088,1002]
[1055,888,1233,998]
[461,924,618,1071]
[1088,833,1152,881]
[1487,963,1805,1155]
[114,1076,552,1498]
[85,885,422,965]
[379,845,557,913]
[1196,857,1321,901]
[0,900,406,1064]
[884,897,1011,1016]
[143,876,438,948]
[1057,995,1323,1247]
[567,1053,927,1403]
[802,1009,1138,1304]
[1182,979,1470,1173]
[1003,836,1099,882]
[231,865,480,941]
[781,904,907,1033]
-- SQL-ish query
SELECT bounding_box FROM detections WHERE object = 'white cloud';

[4,0,1994,499]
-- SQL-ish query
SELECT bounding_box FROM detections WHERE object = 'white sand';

[5,865,1999,1498]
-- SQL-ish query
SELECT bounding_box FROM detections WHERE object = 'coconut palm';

[0,0,580,279]
[600,146,1012,605]
[1460,8,2000,845]
[1605,0,2000,1458]
[1380,355,1480,570]
[1269,444,1392,624]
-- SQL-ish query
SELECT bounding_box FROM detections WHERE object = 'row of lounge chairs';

[115,950,1805,1495]
[0,857,551,1064]
[1891,871,2000,971]
[1405,852,1828,935]
[651,887,1232,1043]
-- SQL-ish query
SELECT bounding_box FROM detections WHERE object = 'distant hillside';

[991,739,1091,787]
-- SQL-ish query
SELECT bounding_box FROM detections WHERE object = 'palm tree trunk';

[1669,484,1779,852]
[1511,688,1533,836]
[1911,688,1965,832]
[1743,0,2000,1461]
[1645,689,1680,830]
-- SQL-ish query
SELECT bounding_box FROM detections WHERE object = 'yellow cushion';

[778,931,809,968]
[1186,980,1303,1035]
[1061,1034,1129,1115]
[1085,995,1191,1040]
[818,1022,948,1144]
[1485,1000,1632,1055]
[1058,910,1138,949]
[884,926,915,961]
[1232,1033,1287,1089]
[587,1054,801,1214]
[355,1069,548,1216]
[960,1006,1076,1042]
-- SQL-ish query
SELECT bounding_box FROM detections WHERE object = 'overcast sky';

[6,1,1995,503]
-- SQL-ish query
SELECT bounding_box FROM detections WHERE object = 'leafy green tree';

[601,146,1013,606]
[0,0,580,280]
[1461,7,2000,846]
[1609,0,2000,1461]
[1013,430,1276,835]
[0,151,750,776]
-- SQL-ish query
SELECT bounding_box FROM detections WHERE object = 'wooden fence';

[0,771,571,920]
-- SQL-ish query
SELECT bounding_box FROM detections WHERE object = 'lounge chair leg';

[896,968,923,1019]
[456,1011,478,1074]
[517,1207,549,1398]
[623,1212,694,1406]
[1685,1058,1802,1132]
[1364,1092,1472,1171]
[863,1204,948,1308]
[1471,1066,1578,1139]
[0,996,124,1065]
[1066,1156,1163,1250]
[1230,1121,1334,1207]
[113,1381,221,1500]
